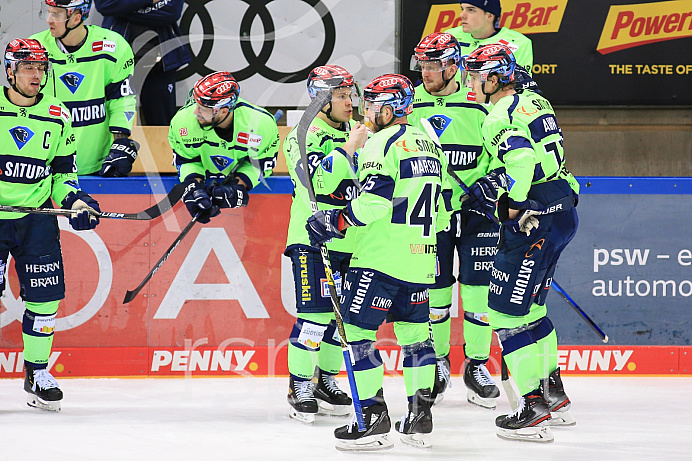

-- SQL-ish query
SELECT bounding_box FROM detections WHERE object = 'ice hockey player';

[463,43,579,442]
[0,38,101,411]
[447,0,533,76]
[31,0,139,177]
[306,74,451,450]
[410,32,503,409]
[170,71,279,224]
[283,65,368,424]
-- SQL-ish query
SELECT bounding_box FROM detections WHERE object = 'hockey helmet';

[307,65,359,99]
[411,32,462,72]
[464,43,516,84]
[361,74,414,118]
[5,38,50,75]
[44,0,92,19]
[192,71,240,112]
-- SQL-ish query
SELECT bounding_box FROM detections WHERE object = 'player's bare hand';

[348,122,369,150]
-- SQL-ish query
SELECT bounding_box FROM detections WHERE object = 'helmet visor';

[410,56,452,73]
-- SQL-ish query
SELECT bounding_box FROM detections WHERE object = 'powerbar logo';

[597,0,692,54]
[422,0,568,37]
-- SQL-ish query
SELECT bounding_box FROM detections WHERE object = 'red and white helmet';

[361,74,414,118]
[43,0,92,19]
[411,32,462,72]
[464,43,516,84]
[5,38,50,75]
[307,65,358,99]
[192,71,240,112]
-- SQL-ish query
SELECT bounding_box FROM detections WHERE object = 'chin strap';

[374,111,395,131]
[321,102,342,124]
[481,80,502,104]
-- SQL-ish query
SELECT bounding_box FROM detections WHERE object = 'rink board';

[1,176,691,378]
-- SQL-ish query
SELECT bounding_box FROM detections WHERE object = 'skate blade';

[399,433,432,449]
[317,400,352,417]
[467,390,497,409]
[432,393,445,406]
[27,395,61,412]
[335,434,394,452]
[497,426,554,443]
[550,410,576,427]
[289,408,315,424]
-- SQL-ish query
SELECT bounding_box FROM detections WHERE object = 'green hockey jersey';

[0,88,82,220]
[411,81,490,210]
[347,124,449,285]
[31,26,137,175]
[284,117,360,254]
[170,97,279,189]
[482,91,579,206]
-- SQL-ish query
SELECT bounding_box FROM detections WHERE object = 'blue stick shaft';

[551,280,608,342]
[343,350,366,430]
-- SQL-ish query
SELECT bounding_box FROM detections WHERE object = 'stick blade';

[122,290,138,304]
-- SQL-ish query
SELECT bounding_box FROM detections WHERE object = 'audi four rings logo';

[178,0,336,83]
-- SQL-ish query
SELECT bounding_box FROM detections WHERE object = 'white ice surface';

[0,376,690,460]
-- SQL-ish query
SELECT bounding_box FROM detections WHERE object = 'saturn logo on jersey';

[9,126,34,150]
[59,72,85,95]
[0,155,51,183]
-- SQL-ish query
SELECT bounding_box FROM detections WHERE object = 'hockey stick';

[0,183,185,221]
[500,358,519,410]
[551,280,608,343]
[299,90,366,431]
[123,213,199,304]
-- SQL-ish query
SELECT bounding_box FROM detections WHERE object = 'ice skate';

[334,389,393,452]
[24,365,62,412]
[287,376,318,424]
[464,360,500,409]
[541,367,576,427]
[313,368,352,417]
[430,355,451,405]
[395,388,433,448]
[496,393,554,443]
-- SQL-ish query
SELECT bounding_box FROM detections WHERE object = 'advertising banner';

[1,177,691,378]
[400,0,692,104]
[175,0,397,107]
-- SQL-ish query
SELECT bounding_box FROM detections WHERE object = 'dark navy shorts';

[341,268,431,331]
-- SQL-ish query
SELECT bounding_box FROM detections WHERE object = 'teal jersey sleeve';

[170,98,278,188]
[31,26,137,174]
[347,124,447,285]
[482,92,578,207]
[0,91,81,219]
[284,117,360,253]
[410,80,490,210]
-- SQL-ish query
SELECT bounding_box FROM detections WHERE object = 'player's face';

[460,4,493,36]
[10,62,48,98]
[194,103,218,127]
[464,71,485,98]
[45,6,70,37]
[327,87,354,123]
[420,62,456,93]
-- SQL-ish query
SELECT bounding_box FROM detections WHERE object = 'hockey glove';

[464,171,509,215]
[205,174,249,209]
[182,179,220,224]
[62,191,101,231]
[306,208,349,247]
[498,193,546,237]
[99,138,140,177]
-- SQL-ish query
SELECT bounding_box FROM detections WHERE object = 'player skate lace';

[473,364,494,386]
[33,369,59,390]
[294,380,315,402]
[323,374,344,395]
[437,359,451,385]
[508,396,526,418]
